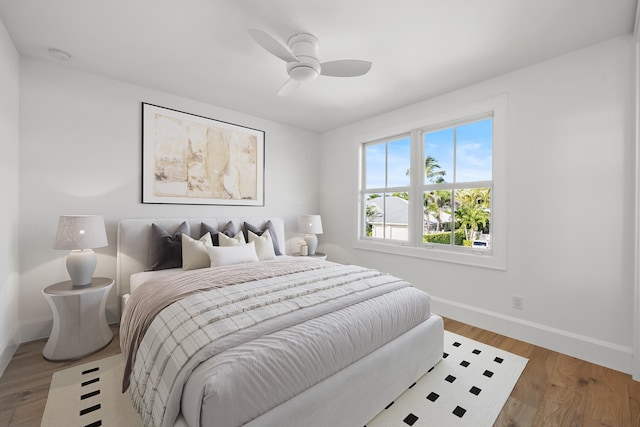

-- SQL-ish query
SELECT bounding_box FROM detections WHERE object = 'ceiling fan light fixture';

[288,64,319,82]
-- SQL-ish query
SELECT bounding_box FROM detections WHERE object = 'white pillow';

[248,230,276,261]
[182,233,214,270]
[218,231,246,247]
[207,241,259,267]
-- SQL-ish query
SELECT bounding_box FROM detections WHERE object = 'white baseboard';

[20,315,53,343]
[0,325,19,378]
[431,296,633,375]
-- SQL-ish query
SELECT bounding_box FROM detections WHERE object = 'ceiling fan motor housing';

[287,33,321,82]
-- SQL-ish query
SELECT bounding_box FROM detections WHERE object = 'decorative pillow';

[147,222,188,271]
[182,232,214,270]
[207,242,259,267]
[199,222,218,238]
[248,230,276,261]
[243,220,282,255]
[202,221,236,246]
[218,231,246,247]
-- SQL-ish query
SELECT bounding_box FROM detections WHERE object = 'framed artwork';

[142,103,265,206]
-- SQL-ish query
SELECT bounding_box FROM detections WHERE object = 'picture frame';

[141,103,265,206]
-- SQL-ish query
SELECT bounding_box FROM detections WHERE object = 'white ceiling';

[0,0,637,133]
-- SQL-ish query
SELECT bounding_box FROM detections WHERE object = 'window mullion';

[423,180,493,191]
[408,129,423,247]
[451,188,456,246]
[453,126,457,184]
[384,143,389,238]
[360,144,366,239]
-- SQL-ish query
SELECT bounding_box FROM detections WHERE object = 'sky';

[365,118,493,189]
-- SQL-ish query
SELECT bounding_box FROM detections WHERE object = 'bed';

[117,217,444,427]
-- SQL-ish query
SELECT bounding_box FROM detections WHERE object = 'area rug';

[42,331,527,427]
[366,332,528,427]
[41,354,138,427]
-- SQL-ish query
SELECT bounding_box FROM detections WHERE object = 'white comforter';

[124,259,432,427]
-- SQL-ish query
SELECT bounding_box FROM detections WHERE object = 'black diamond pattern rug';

[366,331,528,427]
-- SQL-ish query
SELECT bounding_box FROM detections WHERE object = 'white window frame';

[355,95,507,270]
[361,133,412,243]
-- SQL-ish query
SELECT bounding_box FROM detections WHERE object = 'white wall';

[320,35,635,373]
[0,18,20,375]
[18,58,321,342]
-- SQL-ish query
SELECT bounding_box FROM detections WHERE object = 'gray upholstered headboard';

[116,217,285,301]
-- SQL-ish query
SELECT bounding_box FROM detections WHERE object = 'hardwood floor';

[0,325,121,427]
[444,318,640,427]
[0,320,638,426]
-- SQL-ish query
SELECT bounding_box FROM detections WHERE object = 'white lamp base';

[66,249,97,286]
[304,234,318,256]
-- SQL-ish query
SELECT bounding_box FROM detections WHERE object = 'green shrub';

[423,229,465,245]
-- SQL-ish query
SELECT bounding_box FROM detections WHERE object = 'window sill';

[353,239,506,270]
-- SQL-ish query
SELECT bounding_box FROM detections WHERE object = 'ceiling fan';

[248,29,372,96]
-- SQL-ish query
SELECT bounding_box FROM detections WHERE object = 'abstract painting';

[142,103,264,205]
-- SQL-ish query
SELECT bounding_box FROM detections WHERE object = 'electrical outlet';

[512,295,524,310]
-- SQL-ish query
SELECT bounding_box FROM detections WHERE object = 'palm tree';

[406,156,446,183]
[424,190,451,232]
[455,205,490,242]
[406,156,448,234]
[423,157,447,233]
[456,188,490,208]
[425,156,446,184]
[454,188,491,242]
[365,203,381,236]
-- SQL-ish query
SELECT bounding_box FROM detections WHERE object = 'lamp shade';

[299,215,323,234]
[53,215,108,250]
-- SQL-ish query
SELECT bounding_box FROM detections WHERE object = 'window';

[423,118,492,248]
[357,96,506,270]
[363,135,411,241]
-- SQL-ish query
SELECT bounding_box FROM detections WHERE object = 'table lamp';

[299,214,323,255]
[53,215,108,286]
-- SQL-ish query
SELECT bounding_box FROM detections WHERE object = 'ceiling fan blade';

[320,60,372,77]
[248,29,298,63]
[277,78,301,96]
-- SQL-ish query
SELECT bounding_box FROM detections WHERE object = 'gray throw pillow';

[147,222,188,271]
[201,221,236,246]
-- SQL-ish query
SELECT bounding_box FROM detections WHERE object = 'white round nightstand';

[42,277,114,361]
[292,252,327,261]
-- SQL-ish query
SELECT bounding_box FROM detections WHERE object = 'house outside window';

[357,96,506,270]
